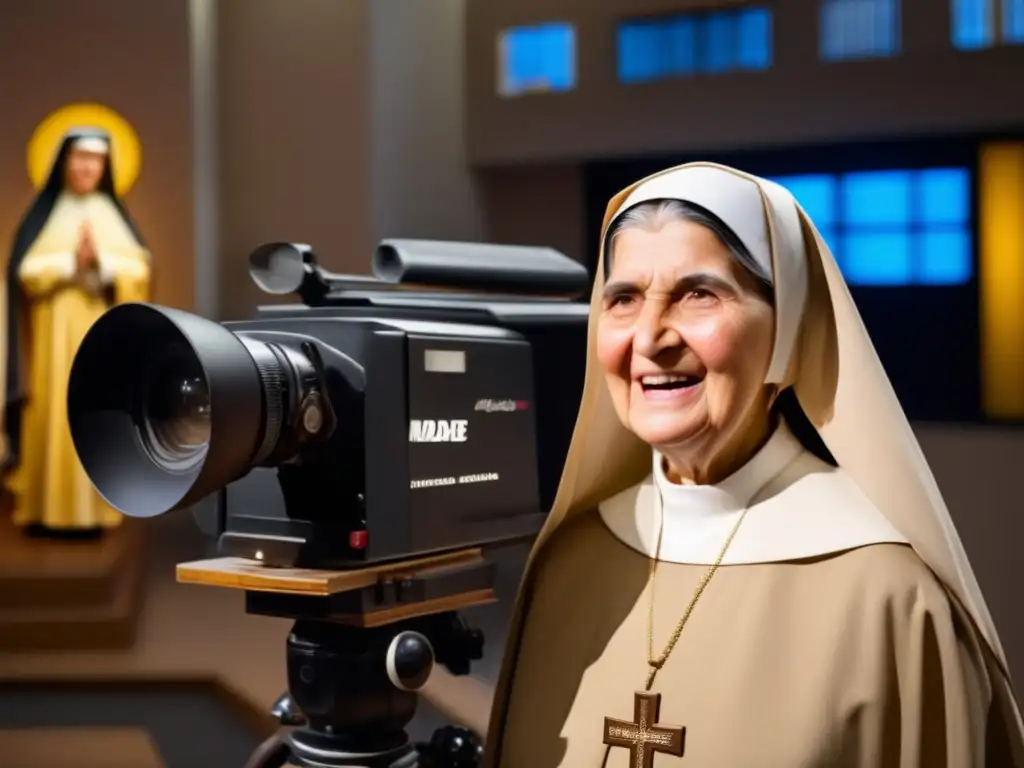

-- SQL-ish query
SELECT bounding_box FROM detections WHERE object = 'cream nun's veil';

[530,161,1013,682]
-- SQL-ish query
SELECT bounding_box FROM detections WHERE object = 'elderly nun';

[433,163,1024,767]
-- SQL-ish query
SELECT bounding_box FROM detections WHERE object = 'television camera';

[66,239,590,767]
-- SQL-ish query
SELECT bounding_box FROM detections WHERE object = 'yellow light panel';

[979,142,1024,419]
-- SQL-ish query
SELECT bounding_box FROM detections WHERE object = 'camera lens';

[67,303,270,517]
[140,344,212,473]
[68,302,339,518]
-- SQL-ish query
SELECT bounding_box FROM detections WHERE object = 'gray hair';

[606,199,774,301]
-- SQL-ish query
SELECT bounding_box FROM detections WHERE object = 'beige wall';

[0,0,194,310]
[215,0,373,321]
[466,0,1024,164]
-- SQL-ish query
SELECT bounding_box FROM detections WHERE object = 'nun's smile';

[637,371,704,404]
[597,214,775,484]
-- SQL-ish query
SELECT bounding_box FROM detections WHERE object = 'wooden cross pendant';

[603,691,685,768]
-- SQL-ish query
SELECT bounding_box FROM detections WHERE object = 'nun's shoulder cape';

[470,163,1024,767]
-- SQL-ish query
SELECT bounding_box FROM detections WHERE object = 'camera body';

[69,239,590,571]
[215,307,574,569]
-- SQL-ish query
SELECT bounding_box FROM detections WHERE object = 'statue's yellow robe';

[7,192,150,530]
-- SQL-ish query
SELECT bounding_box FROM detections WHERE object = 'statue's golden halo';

[26,102,142,197]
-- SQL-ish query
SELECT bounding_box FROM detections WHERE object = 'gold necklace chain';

[644,501,751,691]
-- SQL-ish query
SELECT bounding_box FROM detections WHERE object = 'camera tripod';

[244,615,486,768]
[174,547,495,768]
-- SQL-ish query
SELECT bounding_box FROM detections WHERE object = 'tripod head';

[175,549,493,767]
[255,615,484,768]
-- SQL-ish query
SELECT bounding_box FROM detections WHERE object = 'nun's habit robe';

[2,132,151,531]
[482,165,1024,767]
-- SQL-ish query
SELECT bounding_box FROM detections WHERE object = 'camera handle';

[244,614,486,768]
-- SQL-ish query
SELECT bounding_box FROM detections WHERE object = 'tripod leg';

[245,728,292,768]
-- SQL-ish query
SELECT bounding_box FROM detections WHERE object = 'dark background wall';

[0,0,195,311]
[466,0,1024,163]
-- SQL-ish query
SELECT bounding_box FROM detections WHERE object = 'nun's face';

[64,148,107,196]
[597,218,775,483]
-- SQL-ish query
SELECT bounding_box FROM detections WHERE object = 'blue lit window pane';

[505,32,533,86]
[545,25,574,89]
[820,0,901,61]
[842,171,912,226]
[843,232,913,285]
[952,0,994,49]
[819,2,843,57]
[617,7,772,83]
[703,13,738,72]
[770,165,974,286]
[878,0,900,51]
[919,229,973,284]
[918,168,970,225]
[664,18,698,75]
[736,8,773,70]
[500,23,575,96]
[617,23,664,83]
[1004,0,1024,43]
[769,174,837,227]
